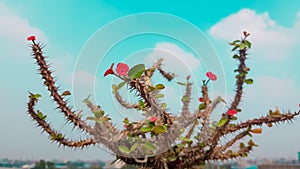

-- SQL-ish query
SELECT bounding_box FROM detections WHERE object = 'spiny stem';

[27,97,96,148]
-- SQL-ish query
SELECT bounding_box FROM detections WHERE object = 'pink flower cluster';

[206,71,217,81]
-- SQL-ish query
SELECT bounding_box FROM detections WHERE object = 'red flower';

[227,109,237,116]
[150,116,158,122]
[198,97,204,102]
[104,63,114,77]
[124,124,128,128]
[27,35,36,41]
[243,31,250,37]
[206,71,217,81]
[116,63,129,76]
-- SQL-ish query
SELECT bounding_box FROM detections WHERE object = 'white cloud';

[145,42,201,76]
[241,75,300,120]
[67,70,97,87]
[0,3,46,44]
[242,76,300,159]
[209,8,300,60]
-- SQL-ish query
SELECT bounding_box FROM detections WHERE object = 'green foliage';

[118,82,126,90]
[118,145,130,153]
[153,125,167,134]
[128,64,145,79]
[143,142,156,151]
[155,83,165,90]
[37,110,47,120]
[244,79,254,84]
[198,103,206,110]
[217,118,228,127]
[32,160,56,169]
[140,126,152,132]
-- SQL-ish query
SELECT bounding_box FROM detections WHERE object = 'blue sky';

[1,0,300,161]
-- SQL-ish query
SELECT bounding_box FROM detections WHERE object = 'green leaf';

[232,55,239,59]
[168,156,177,162]
[182,137,192,143]
[82,95,91,104]
[153,125,166,134]
[217,118,228,127]
[244,79,254,84]
[229,40,241,46]
[239,43,246,50]
[57,133,63,139]
[198,103,206,110]
[269,109,273,115]
[29,93,42,99]
[138,100,145,110]
[216,96,227,104]
[123,117,129,124]
[117,82,126,90]
[51,133,63,140]
[94,110,104,118]
[130,142,139,152]
[177,144,185,147]
[242,153,248,157]
[155,94,164,98]
[236,108,242,112]
[231,45,239,52]
[161,103,167,110]
[139,100,145,107]
[199,142,206,148]
[245,40,252,48]
[143,142,156,151]
[155,84,165,90]
[86,116,96,121]
[112,84,117,90]
[118,145,130,153]
[240,142,245,148]
[128,64,145,79]
[231,116,238,120]
[248,139,258,147]
[177,82,187,86]
[96,118,103,124]
[148,86,156,91]
[37,110,47,120]
[181,95,188,102]
[34,94,42,99]
[140,126,153,132]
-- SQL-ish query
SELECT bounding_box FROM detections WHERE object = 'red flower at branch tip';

[116,63,129,76]
[27,35,36,41]
[124,124,128,129]
[150,116,158,122]
[206,71,217,81]
[104,63,114,77]
[243,31,250,37]
[198,97,204,102]
[227,109,237,116]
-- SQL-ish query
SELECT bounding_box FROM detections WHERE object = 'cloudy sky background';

[1,0,300,161]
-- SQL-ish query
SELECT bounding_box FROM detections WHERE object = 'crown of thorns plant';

[26,32,300,169]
